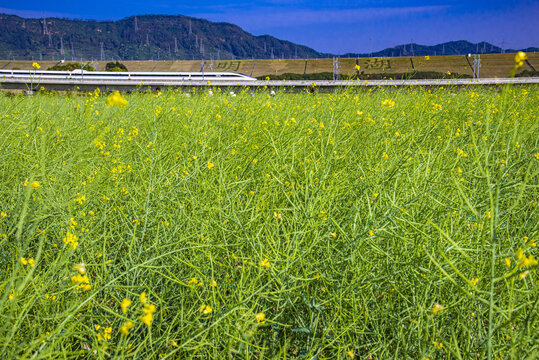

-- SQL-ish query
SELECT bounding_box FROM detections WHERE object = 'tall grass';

[0,85,537,359]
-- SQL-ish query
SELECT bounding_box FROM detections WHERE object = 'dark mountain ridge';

[0,13,536,61]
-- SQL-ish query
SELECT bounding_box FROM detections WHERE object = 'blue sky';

[0,0,537,53]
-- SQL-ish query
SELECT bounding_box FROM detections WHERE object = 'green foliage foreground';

[0,86,538,359]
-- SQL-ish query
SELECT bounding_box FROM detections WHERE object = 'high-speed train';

[0,69,257,81]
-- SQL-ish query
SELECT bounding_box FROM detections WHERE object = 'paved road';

[2,75,538,92]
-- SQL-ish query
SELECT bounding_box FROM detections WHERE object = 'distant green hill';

[0,13,536,61]
[0,14,322,61]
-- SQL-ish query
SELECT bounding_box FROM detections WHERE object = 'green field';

[0,84,538,359]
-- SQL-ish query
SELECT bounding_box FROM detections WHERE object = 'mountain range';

[0,13,536,61]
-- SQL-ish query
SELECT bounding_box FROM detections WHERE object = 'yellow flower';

[94,324,101,331]
[171,340,178,347]
[74,193,86,204]
[207,161,214,169]
[368,230,374,237]
[516,248,538,268]
[514,51,527,67]
[424,56,430,60]
[139,292,147,304]
[373,193,379,198]
[120,321,135,335]
[103,327,112,341]
[139,313,154,326]
[381,99,395,107]
[106,91,128,107]
[143,304,156,315]
[0,211,6,218]
[382,152,389,160]
[354,64,360,71]
[27,258,35,266]
[32,62,41,70]
[30,181,40,189]
[347,350,355,359]
[255,312,266,324]
[120,298,132,314]
[63,232,79,250]
[504,257,511,267]
[200,304,213,314]
[470,278,479,286]
[432,303,444,315]
[259,258,271,268]
[20,257,28,265]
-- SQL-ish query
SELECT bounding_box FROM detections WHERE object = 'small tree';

[47,62,95,71]
[105,62,128,72]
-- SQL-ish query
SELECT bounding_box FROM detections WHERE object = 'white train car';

[0,69,257,82]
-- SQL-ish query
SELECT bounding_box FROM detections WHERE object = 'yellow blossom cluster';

[71,274,91,292]
[381,99,395,107]
[139,292,157,326]
[63,232,79,250]
[516,248,538,268]
[20,257,35,266]
[106,91,128,107]
[96,326,112,341]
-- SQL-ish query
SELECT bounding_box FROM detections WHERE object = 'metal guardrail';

[1,76,538,92]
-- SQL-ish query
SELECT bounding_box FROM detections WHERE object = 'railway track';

[1,70,538,92]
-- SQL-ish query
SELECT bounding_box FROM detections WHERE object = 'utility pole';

[472,54,481,79]
[333,57,340,80]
